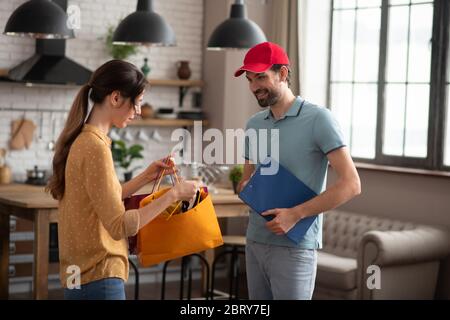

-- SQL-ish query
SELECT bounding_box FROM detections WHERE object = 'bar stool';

[210,235,246,300]
[128,257,140,300]
[161,253,211,300]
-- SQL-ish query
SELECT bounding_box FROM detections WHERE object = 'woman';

[46,60,198,300]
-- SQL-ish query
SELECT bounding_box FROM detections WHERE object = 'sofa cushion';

[316,251,357,291]
[322,210,416,259]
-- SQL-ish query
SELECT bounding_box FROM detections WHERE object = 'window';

[330,0,381,159]
[328,0,450,171]
[446,41,450,167]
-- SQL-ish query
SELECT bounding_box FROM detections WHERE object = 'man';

[235,42,361,300]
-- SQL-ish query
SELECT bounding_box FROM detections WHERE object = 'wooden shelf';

[0,70,204,87]
[128,118,207,127]
[148,79,204,108]
[148,79,204,87]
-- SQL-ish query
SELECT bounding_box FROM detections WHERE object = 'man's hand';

[261,208,301,235]
[237,179,249,193]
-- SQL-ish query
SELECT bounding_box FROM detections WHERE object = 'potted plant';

[105,25,138,60]
[111,139,144,182]
[229,165,243,194]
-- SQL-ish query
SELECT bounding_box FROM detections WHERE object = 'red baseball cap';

[234,42,290,77]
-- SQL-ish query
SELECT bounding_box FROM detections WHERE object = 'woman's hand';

[121,157,178,200]
[143,157,176,182]
[171,180,199,202]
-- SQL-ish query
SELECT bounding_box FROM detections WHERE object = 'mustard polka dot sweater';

[58,124,140,287]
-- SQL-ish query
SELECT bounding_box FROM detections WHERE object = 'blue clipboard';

[238,158,318,244]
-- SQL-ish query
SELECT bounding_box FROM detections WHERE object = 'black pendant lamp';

[3,0,74,39]
[112,0,176,46]
[207,0,267,50]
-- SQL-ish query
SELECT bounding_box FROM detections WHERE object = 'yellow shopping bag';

[136,163,223,267]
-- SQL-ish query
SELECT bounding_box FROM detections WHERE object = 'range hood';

[6,39,92,85]
[3,0,91,85]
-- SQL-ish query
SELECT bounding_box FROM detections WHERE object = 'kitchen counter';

[0,183,248,299]
[0,183,245,209]
[0,184,57,208]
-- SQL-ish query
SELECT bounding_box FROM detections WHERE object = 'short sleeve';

[313,108,346,155]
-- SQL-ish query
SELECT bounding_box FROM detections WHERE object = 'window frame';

[327,0,450,171]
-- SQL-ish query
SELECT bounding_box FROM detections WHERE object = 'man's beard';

[254,89,280,108]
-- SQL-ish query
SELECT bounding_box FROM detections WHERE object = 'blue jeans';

[245,239,317,300]
[64,277,126,300]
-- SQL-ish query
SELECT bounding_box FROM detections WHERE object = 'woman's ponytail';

[46,84,90,200]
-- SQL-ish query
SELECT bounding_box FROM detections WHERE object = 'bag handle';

[150,155,204,220]
[148,155,183,220]
[151,154,180,194]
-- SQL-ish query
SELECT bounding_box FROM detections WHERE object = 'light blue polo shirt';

[244,96,346,249]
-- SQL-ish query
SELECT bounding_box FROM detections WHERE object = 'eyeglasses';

[133,103,141,114]
[131,100,142,118]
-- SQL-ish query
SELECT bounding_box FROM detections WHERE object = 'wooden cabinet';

[9,216,59,283]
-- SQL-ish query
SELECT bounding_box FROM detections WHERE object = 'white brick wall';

[0,0,204,180]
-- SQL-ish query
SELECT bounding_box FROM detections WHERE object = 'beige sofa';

[313,210,450,300]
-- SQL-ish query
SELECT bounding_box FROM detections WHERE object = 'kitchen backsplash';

[0,0,203,181]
